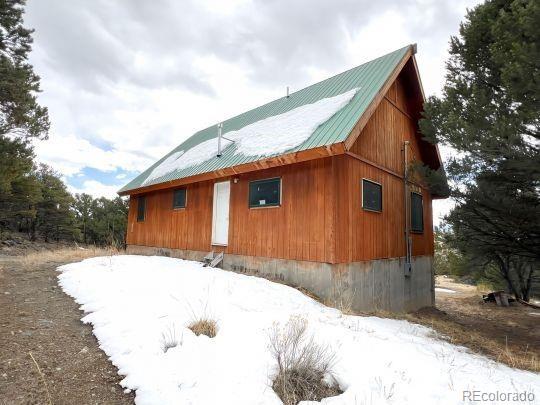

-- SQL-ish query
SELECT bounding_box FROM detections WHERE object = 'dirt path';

[0,251,134,404]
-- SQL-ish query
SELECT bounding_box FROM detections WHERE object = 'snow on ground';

[57,256,539,405]
[435,287,456,294]
[142,88,358,185]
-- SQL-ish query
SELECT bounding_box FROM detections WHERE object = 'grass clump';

[269,317,342,405]
[161,324,182,353]
[188,318,218,338]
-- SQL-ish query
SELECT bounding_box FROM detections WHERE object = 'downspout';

[403,141,412,276]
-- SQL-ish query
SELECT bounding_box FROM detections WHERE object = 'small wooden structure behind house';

[119,44,447,312]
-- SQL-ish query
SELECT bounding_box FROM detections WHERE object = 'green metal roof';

[119,45,411,194]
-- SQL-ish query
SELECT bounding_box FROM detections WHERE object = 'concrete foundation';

[126,245,434,312]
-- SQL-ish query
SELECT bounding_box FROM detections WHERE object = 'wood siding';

[334,72,434,262]
[126,70,435,264]
[127,158,336,263]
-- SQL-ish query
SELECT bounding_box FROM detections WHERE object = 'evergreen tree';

[73,193,93,244]
[73,193,128,247]
[0,0,49,139]
[0,0,49,237]
[0,2,130,246]
[0,136,41,236]
[34,165,79,242]
[420,0,539,300]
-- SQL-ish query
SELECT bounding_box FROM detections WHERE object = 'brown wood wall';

[126,71,435,264]
[127,158,336,263]
[334,73,434,262]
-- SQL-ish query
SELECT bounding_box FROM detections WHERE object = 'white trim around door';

[211,180,231,246]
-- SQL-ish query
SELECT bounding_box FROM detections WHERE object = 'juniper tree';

[420,0,539,300]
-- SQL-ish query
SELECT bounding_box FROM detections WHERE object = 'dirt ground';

[408,275,540,372]
[1,248,538,404]
[0,248,134,405]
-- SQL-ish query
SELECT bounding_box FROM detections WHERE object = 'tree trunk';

[496,255,521,299]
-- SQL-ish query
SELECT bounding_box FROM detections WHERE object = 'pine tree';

[0,136,41,236]
[73,193,93,244]
[420,0,539,300]
[0,0,49,139]
[0,0,50,238]
[34,165,79,242]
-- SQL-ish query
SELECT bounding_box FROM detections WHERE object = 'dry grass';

[161,324,182,353]
[269,317,342,405]
[411,313,538,372]
[367,308,539,373]
[188,318,218,338]
[21,246,122,268]
[28,352,53,405]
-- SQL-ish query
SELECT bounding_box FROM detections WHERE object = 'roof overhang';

[119,44,447,198]
[118,143,345,196]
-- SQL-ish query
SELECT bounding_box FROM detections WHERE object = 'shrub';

[188,318,218,338]
[269,317,342,405]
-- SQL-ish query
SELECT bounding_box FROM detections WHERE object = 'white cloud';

[25,0,483,210]
[68,180,122,199]
[33,133,152,176]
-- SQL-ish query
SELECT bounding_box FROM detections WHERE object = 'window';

[411,192,424,232]
[173,188,186,209]
[249,178,281,208]
[137,195,146,222]
[362,179,382,212]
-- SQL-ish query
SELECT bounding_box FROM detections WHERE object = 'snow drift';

[57,256,539,404]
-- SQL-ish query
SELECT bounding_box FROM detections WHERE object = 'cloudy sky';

[25,0,481,224]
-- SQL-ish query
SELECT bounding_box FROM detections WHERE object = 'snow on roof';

[227,87,358,156]
[142,88,358,186]
[143,138,232,185]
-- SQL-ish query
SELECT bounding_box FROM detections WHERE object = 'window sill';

[249,205,281,210]
[362,208,382,213]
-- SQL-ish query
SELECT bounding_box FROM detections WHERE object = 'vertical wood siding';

[335,73,434,262]
[126,71,435,264]
[127,158,336,263]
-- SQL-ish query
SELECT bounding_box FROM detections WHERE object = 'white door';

[211,181,231,246]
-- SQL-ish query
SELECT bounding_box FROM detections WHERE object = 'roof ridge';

[285,44,414,99]
[119,44,415,194]
[191,44,414,137]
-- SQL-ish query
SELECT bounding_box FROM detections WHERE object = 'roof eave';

[343,44,416,151]
[118,142,346,196]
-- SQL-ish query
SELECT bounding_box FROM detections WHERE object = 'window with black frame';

[362,179,382,212]
[249,178,281,208]
[172,188,186,209]
[137,195,146,222]
[411,192,424,232]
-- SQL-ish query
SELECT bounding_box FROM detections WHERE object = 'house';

[118,44,447,312]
